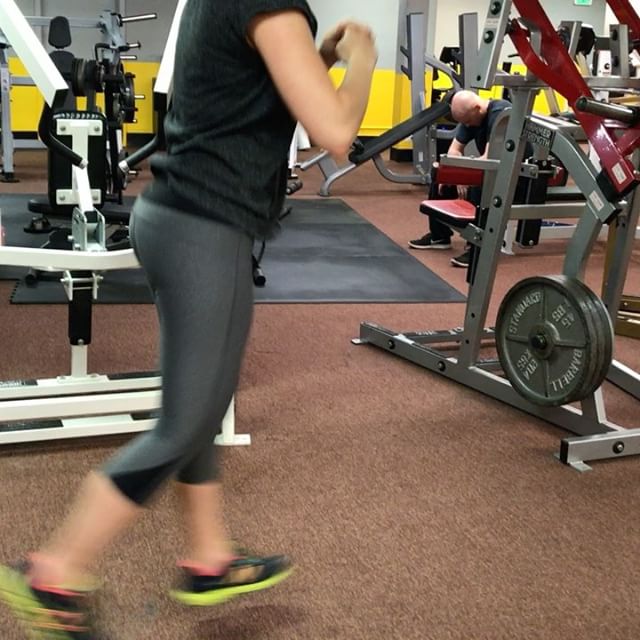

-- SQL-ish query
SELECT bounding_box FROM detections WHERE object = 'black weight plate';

[496,276,605,406]
[71,58,87,97]
[554,276,603,399]
[543,276,601,404]
[122,74,137,123]
[563,277,613,399]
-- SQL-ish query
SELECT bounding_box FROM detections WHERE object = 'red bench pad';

[436,165,484,186]
[420,199,476,228]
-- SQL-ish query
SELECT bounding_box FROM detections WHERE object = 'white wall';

[309,0,408,69]
[16,0,36,13]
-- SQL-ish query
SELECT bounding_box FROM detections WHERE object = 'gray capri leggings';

[103,196,255,505]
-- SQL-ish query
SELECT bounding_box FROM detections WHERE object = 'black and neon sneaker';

[0,562,100,639]
[170,552,293,606]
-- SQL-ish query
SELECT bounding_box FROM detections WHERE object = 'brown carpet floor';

[1,149,640,640]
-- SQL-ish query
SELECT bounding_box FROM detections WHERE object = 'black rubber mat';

[2,195,465,304]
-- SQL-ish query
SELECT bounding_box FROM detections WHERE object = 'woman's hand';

[319,21,350,68]
[319,20,377,68]
[335,22,377,65]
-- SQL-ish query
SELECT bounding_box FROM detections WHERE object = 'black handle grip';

[252,255,266,287]
[575,96,640,125]
[118,97,167,173]
[38,104,85,167]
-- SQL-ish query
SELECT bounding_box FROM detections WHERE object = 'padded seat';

[420,199,476,229]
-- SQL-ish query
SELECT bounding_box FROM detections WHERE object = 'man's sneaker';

[0,562,100,639]
[170,551,293,606]
[451,249,471,268]
[408,233,451,250]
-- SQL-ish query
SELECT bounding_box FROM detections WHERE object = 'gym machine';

[299,12,463,197]
[24,11,155,235]
[0,11,150,184]
[500,20,640,255]
[355,0,640,471]
[0,0,248,448]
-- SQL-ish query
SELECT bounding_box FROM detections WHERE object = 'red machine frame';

[509,0,640,196]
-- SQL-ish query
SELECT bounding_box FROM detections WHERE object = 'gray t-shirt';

[145,0,317,239]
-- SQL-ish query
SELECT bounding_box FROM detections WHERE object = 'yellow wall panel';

[329,67,398,137]
[6,58,572,142]
[7,58,43,132]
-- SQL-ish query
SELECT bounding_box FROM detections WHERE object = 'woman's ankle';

[28,552,97,592]
[180,546,236,574]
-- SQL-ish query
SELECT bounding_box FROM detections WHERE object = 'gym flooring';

[1,149,639,639]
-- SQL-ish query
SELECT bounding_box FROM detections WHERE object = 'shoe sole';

[408,243,451,250]
[450,260,469,268]
[0,565,73,640]
[169,566,294,607]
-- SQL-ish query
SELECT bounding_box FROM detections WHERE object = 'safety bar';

[575,96,640,125]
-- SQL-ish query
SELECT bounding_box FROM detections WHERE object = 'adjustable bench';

[419,163,483,229]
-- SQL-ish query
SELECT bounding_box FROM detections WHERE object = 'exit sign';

[574,0,593,5]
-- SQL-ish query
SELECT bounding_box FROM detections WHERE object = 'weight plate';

[495,275,613,407]
[121,74,137,123]
[564,277,613,399]
[83,60,102,93]
[560,277,605,400]
[71,58,87,97]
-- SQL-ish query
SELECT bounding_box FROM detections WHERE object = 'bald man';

[409,90,511,267]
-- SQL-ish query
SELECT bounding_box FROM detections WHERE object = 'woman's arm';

[249,11,377,157]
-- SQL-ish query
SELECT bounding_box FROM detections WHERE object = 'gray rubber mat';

[2,195,465,304]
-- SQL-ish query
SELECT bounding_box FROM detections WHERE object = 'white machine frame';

[0,0,249,447]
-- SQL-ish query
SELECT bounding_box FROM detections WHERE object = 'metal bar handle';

[575,95,640,125]
[38,106,86,168]
[120,13,158,24]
